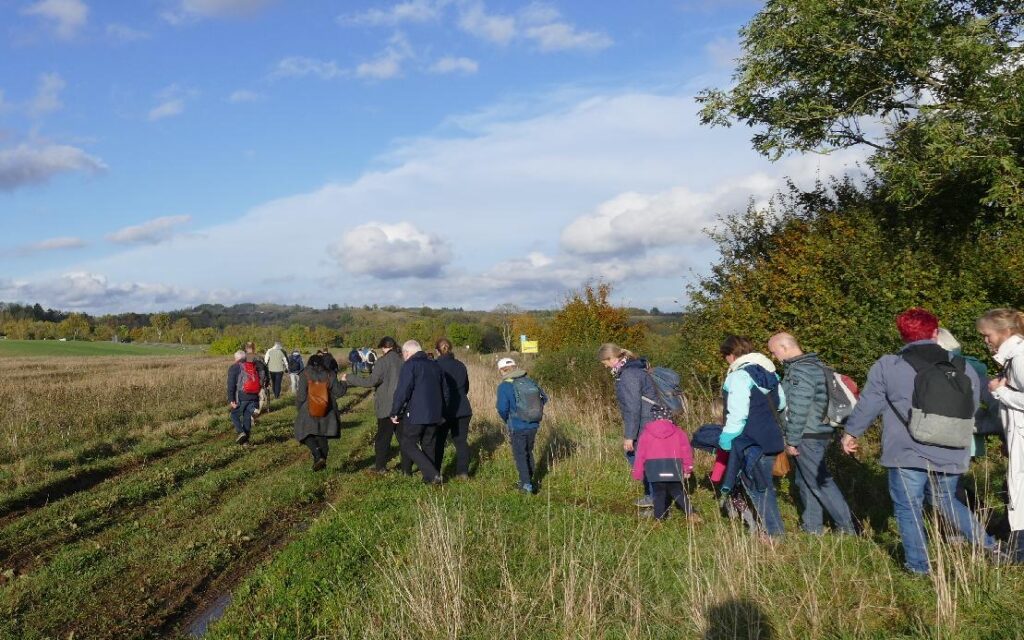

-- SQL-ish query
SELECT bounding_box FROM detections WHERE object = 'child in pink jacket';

[632,418,699,521]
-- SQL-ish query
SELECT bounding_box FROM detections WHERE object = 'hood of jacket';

[728,352,776,375]
[643,418,680,439]
[502,369,527,381]
[994,334,1024,367]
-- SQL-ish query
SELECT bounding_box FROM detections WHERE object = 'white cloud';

[0,143,106,191]
[228,89,262,103]
[106,23,150,42]
[329,222,452,279]
[339,0,445,27]
[270,56,345,80]
[523,22,612,52]
[147,84,195,121]
[355,33,413,80]
[430,56,478,75]
[163,0,275,23]
[457,2,516,45]
[21,0,88,39]
[17,236,87,256]
[107,215,192,245]
[705,36,741,69]
[27,72,65,118]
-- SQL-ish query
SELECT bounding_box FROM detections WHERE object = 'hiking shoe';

[235,432,249,445]
[635,496,654,509]
[426,476,443,486]
[456,473,470,481]
[521,483,535,494]
[312,458,327,472]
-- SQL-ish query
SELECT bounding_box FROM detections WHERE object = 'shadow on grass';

[534,427,578,486]
[468,419,507,476]
[704,598,774,640]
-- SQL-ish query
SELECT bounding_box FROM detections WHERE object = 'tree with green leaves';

[698,0,1023,217]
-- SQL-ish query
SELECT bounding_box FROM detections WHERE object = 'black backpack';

[886,344,975,449]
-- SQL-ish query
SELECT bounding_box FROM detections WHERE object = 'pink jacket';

[632,419,693,481]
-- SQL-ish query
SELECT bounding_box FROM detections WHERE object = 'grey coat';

[845,340,981,474]
[780,353,833,445]
[345,348,402,419]
[294,369,347,442]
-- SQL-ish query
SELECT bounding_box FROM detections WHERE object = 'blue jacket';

[719,356,786,456]
[615,359,659,440]
[436,353,473,419]
[390,351,448,425]
[497,370,548,431]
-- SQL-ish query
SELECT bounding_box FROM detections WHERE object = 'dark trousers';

[652,481,693,519]
[230,400,258,434]
[510,428,537,487]
[374,417,411,472]
[303,435,329,461]
[400,423,439,481]
[435,416,471,476]
[270,372,284,398]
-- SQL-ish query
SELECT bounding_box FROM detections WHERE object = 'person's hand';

[391,416,400,425]
[990,377,1006,393]
[841,433,858,455]
[623,439,634,453]
[230,401,238,409]
[786,445,799,457]
[340,373,347,382]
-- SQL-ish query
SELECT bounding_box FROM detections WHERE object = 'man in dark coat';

[390,340,448,484]
[434,338,473,479]
[343,336,410,474]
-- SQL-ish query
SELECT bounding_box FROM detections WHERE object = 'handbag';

[772,451,790,477]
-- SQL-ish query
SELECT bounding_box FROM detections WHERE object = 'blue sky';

[0,0,864,313]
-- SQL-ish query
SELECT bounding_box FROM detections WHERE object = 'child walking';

[496,357,548,494]
[632,418,700,521]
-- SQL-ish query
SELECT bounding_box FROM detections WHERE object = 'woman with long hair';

[294,354,347,471]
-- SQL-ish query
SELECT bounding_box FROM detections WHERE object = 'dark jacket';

[294,367,347,441]
[722,363,785,456]
[436,353,473,419]
[288,353,304,374]
[346,349,402,419]
[390,351,448,425]
[322,352,339,373]
[614,359,659,440]
[227,356,269,403]
[497,370,548,431]
[780,352,833,445]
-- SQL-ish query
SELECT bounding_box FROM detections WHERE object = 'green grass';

[0,339,197,357]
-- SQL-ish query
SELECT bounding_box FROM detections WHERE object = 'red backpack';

[239,362,262,394]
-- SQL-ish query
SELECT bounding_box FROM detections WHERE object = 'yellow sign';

[521,340,539,354]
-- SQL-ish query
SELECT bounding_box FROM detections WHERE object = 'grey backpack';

[886,345,975,449]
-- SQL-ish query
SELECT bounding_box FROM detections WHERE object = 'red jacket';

[632,419,693,480]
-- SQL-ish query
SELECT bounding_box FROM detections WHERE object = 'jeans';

[374,417,411,472]
[794,436,856,535]
[510,428,537,487]
[888,467,996,574]
[230,400,258,435]
[740,453,784,537]
[303,435,328,461]
[400,423,439,482]
[436,416,471,477]
[270,372,284,399]
[652,481,693,519]
[625,445,653,497]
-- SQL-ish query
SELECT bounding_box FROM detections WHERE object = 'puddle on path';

[187,591,233,637]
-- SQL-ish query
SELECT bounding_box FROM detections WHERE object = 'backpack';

[288,354,302,373]
[885,345,975,449]
[306,373,330,418]
[239,361,262,394]
[365,350,377,364]
[643,367,686,416]
[511,376,544,423]
[814,363,859,427]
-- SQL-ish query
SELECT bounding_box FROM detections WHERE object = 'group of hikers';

[226,305,1024,575]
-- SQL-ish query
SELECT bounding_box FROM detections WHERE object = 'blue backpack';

[644,366,686,415]
[511,376,545,423]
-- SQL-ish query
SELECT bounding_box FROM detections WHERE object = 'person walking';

[598,343,661,509]
[390,340,447,484]
[294,354,347,471]
[348,347,363,374]
[718,335,787,539]
[228,348,266,445]
[632,418,698,521]
[434,338,473,479]
[343,337,410,474]
[287,349,305,394]
[768,332,856,536]
[977,308,1024,560]
[842,308,999,574]
[497,357,547,494]
[264,341,290,399]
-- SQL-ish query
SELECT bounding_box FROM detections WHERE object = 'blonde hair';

[977,308,1024,336]
[711,397,725,423]
[597,343,635,361]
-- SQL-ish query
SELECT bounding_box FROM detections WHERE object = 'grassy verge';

[0,340,199,357]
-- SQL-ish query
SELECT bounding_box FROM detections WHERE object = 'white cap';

[497,357,516,369]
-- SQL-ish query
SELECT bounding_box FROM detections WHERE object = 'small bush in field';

[208,336,242,355]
